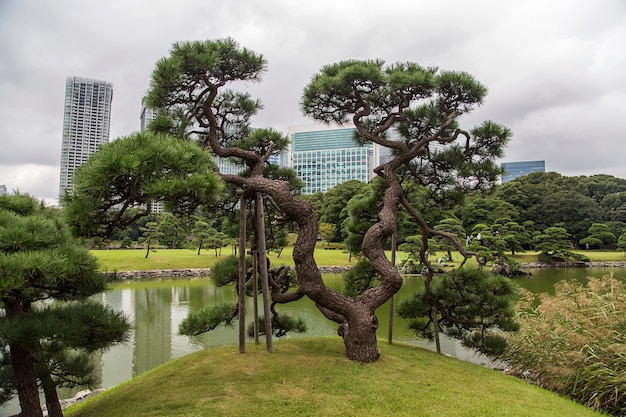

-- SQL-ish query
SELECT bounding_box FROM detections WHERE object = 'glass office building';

[501,160,546,183]
[59,76,113,196]
[289,124,378,194]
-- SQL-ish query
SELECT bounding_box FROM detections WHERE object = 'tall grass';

[502,275,626,415]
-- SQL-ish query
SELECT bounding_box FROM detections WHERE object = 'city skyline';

[1,1,624,204]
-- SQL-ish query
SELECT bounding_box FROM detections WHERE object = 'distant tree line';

[304,171,626,253]
[98,171,626,259]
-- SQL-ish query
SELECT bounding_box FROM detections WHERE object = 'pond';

[2,266,626,416]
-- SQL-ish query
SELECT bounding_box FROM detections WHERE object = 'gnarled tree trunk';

[235,174,402,363]
[339,309,381,363]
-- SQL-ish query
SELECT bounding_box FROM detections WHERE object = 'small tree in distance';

[146,38,513,362]
[139,220,162,258]
[533,223,590,263]
[192,219,211,255]
[618,231,626,253]
[318,222,335,245]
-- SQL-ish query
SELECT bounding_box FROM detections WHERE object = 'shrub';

[501,275,626,415]
[397,268,519,357]
[537,250,590,263]
[578,236,603,249]
[120,236,133,249]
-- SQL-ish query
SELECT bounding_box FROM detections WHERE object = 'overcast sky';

[1,0,625,205]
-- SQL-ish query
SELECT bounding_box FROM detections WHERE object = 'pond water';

[2,266,626,416]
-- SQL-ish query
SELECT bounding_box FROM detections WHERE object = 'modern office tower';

[214,151,286,177]
[0,184,7,196]
[214,127,287,176]
[501,160,546,183]
[59,76,113,197]
[140,97,157,132]
[139,98,165,213]
[288,123,381,194]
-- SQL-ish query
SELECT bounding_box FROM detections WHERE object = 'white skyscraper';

[59,76,113,197]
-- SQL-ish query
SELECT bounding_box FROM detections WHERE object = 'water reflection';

[94,275,424,390]
[78,267,626,389]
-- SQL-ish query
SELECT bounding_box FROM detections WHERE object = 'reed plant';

[502,274,626,415]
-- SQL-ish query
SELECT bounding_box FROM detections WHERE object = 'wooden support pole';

[388,232,396,344]
[237,190,247,354]
[252,248,259,344]
[255,193,273,352]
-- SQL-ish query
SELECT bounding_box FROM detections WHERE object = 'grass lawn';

[92,247,626,272]
[93,248,228,271]
[92,245,357,272]
[65,337,601,417]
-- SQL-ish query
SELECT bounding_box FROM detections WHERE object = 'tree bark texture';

[42,375,63,417]
[339,307,381,363]
[5,299,43,417]
[8,342,43,417]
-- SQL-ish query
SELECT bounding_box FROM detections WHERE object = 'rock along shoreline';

[520,261,626,269]
[106,265,353,281]
[105,263,626,281]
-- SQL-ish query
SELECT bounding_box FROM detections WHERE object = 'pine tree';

[0,193,131,417]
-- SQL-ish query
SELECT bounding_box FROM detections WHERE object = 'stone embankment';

[106,262,626,280]
[108,268,212,280]
[107,266,353,280]
[521,261,626,269]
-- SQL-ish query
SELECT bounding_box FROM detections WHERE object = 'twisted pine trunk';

[213,133,403,363]
[339,309,381,362]
[238,174,402,363]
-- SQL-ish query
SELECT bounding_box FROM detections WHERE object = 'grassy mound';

[66,338,601,417]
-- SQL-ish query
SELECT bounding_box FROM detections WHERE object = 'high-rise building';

[501,160,546,183]
[214,127,287,176]
[138,97,165,213]
[140,97,156,132]
[288,123,382,194]
[59,76,113,197]
[0,184,7,196]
